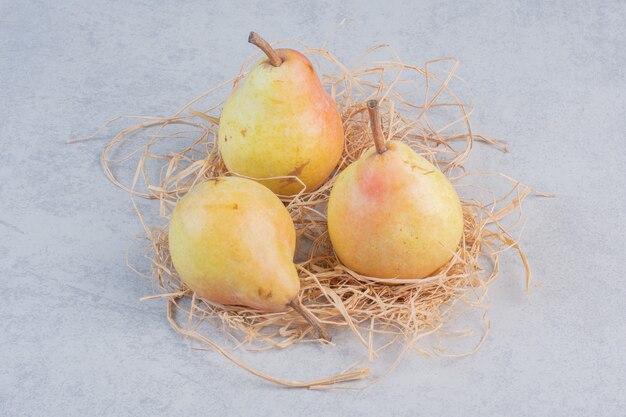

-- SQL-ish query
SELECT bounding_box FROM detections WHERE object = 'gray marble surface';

[1,1,625,416]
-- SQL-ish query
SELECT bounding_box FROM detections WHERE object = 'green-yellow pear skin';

[217,32,344,196]
[327,101,464,279]
[168,177,300,312]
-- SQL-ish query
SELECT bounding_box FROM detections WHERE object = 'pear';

[168,176,330,339]
[327,100,464,279]
[217,32,344,196]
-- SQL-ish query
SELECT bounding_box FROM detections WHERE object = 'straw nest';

[89,41,545,389]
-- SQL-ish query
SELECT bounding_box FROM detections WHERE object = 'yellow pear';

[168,176,330,340]
[218,32,344,196]
[168,176,299,312]
[327,100,464,279]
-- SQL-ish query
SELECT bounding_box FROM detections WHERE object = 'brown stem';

[248,32,283,67]
[367,99,387,154]
[288,299,332,342]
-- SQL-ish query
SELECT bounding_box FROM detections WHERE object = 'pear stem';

[288,299,332,342]
[248,32,283,67]
[367,99,387,154]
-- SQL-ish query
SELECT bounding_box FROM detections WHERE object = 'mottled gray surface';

[1,0,625,416]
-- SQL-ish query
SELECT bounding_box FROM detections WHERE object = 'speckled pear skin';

[218,49,344,196]
[168,177,300,312]
[328,141,464,279]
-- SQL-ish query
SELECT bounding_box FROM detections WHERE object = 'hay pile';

[92,41,544,388]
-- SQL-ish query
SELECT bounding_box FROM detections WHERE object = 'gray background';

[1,0,624,416]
